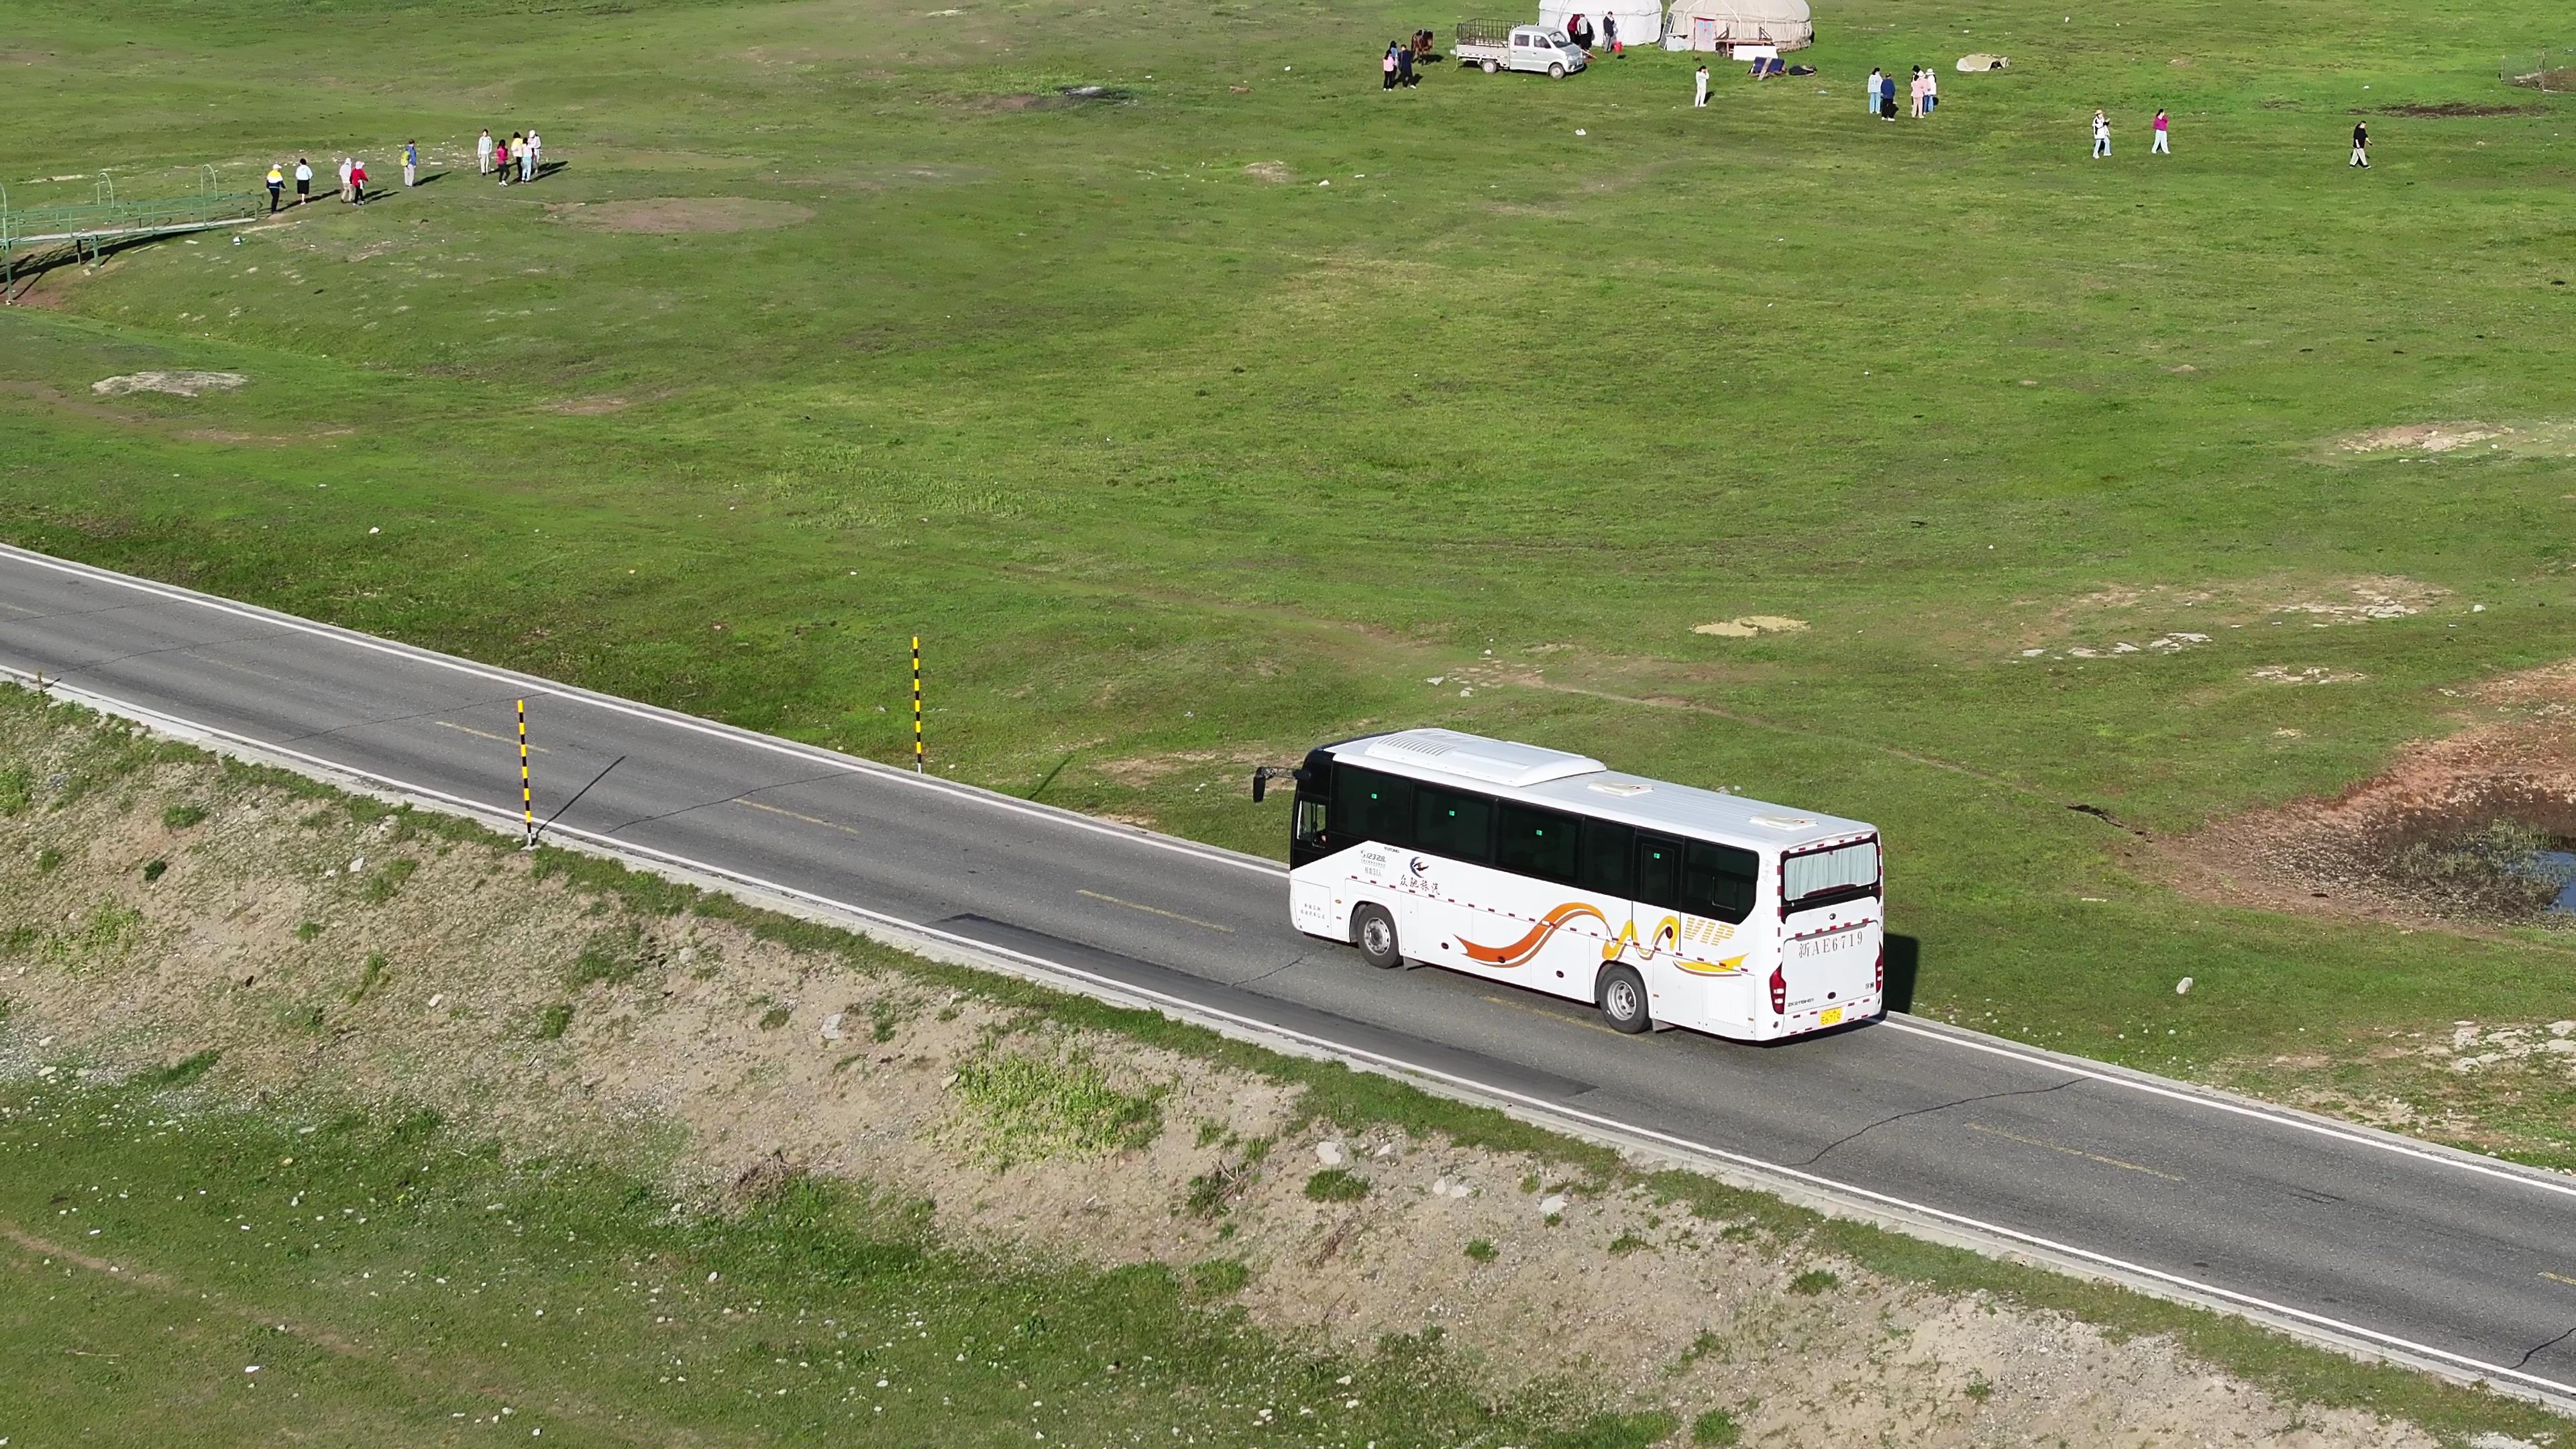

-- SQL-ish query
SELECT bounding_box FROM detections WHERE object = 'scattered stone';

[1538,1193,1568,1216]
[1315,1140,1345,1167]
[2174,977,2193,996]
[820,1012,845,1042]
[92,370,248,398]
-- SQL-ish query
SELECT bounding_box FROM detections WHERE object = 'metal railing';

[1,166,262,303]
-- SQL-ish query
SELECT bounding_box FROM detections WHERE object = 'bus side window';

[1577,818,1634,898]
[1497,803,1579,885]
[1413,784,1497,865]
[1634,835,1683,912]
[1336,767,1413,848]
[1683,840,1760,924]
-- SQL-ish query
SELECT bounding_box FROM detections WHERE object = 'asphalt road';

[2,542,2572,1403]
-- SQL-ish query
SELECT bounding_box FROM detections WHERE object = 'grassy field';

[4,0,2576,1132]
[0,1076,1689,1448]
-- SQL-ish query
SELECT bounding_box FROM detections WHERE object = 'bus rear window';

[1783,840,1880,912]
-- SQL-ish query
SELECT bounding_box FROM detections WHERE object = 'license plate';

[1819,1008,1843,1027]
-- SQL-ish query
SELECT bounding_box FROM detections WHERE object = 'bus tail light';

[1873,943,1884,996]
[1767,963,1787,1015]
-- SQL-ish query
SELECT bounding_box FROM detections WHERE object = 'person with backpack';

[403,140,419,189]
[265,162,284,214]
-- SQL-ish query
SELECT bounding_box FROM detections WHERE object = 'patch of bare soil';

[544,394,630,415]
[0,702,2468,1444]
[2174,657,2576,928]
[2337,422,2507,453]
[1692,615,1807,638]
[2361,101,2545,117]
[543,198,814,234]
[1242,160,1293,182]
[92,370,246,398]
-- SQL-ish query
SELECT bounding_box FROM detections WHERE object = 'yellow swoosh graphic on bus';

[1675,955,1748,977]
[1462,902,1608,968]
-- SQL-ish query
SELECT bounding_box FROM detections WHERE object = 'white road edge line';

[0,544,1280,881]
[1880,1018,2576,1203]
[3,551,2573,1196]
[11,663,2575,1404]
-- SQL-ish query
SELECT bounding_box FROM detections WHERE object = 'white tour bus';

[1266,729,1882,1041]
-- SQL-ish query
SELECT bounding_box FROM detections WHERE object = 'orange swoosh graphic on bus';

[1461,902,1608,967]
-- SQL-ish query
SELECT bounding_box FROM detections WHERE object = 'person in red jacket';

[348,157,369,205]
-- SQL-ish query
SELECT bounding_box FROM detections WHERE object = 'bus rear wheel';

[1597,964,1651,1032]
[1351,904,1403,969]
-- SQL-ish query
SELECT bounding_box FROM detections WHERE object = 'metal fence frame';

[2503,50,2576,91]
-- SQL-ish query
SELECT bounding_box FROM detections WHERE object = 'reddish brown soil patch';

[543,198,813,234]
[2360,101,2544,118]
[2172,662,2576,926]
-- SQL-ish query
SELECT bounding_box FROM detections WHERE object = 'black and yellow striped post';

[517,698,535,849]
[910,637,924,773]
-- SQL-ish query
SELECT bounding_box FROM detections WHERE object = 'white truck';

[1454,20,1589,77]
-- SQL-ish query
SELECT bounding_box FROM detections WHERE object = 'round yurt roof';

[1666,0,1811,29]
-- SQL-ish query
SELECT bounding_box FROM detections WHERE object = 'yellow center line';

[2542,1271,2576,1289]
[1966,1122,2185,1182]
[437,720,547,752]
[1479,992,1627,1037]
[735,798,867,841]
[1077,889,1235,934]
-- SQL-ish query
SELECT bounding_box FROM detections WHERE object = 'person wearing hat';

[265,162,284,214]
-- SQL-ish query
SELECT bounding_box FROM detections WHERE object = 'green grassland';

[4,0,2576,1127]
[0,1077,1684,1448]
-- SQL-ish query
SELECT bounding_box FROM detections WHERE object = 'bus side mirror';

[1251,765,1294,803]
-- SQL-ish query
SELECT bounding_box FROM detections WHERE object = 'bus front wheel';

[1351,904,1403,969]
[1596,964,1651,1033]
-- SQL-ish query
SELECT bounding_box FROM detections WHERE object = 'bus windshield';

[1782,839,1879,914]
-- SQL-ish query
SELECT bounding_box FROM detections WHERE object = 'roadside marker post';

[517,698,536,849]
[910,637,924,773]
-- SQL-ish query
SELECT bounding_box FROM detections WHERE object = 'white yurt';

[1661,0,1812,52]
[1538,0,1664,51]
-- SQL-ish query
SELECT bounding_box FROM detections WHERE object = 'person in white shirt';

[337,156,353,201]
[526,129,543,181]
[1693,63,1708,107]
[293,157,312,205]
[477,129,494,176]
[2091,109,2110,159]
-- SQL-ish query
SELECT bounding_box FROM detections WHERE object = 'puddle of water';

[2531,848,2576,912]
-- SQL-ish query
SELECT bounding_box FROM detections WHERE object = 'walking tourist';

[1922,66,1936,113]
[2092,109,2111,158]
[348,156,368,205]
[527,129,543,177]
[478,128,494,176]
[519,133,535,182]
[2350,120,2369,168]
[294,157,312,205]
[2152,108,2169,154]
[1603,10,1619,56]
[494,134,512,185]
[265,162,283,214]
[403,140,419,188]
[1381,42,1397,89]
[1909,67,1925,117]
[1693,62,1709,107]
[1866,67,1882,118]
[1880,70,1896,119]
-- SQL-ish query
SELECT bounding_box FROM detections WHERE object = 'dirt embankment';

[0,696,2476,1446]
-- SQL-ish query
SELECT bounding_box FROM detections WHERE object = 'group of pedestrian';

[258,140,435,213]
[1561,12,1621,55]
[476,127,545,183]
[2089,109,2171,158]
[1380,40,1418,89]
[1862,66,1934,119]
